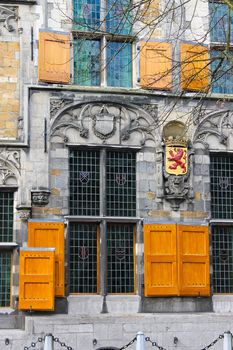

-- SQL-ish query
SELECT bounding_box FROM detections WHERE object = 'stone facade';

[0,0,233,349]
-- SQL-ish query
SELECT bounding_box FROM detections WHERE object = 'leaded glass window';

[74,39,100,86]
[73,0,133,88]
[0,192,14,242]
[106,150,136,216]
[211,50,233,94]
[70,223,99,293]
[210,153,233,219]
[209,2,233,43]
[106,42,132,88]
[212,225,233,293]
[70,149,100,216]
[107,223,135,293]
[0,252,11,306]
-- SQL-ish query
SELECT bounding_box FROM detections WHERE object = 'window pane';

[70,223,98,293]
[106,0,132,34]
[0,192,14,242]
[212,225,233,293]
[106,42,132,87]
[211,50,233,94]
[74,39,100,86]
[210,153,233,219]
[107,223,134,293]
[69,149,100,216]
[0,252,11,306]
[106,150,136,217]
[209,2,233,43]
[73,0,100,31]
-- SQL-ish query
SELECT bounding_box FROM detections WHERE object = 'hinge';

[70,73,72,78]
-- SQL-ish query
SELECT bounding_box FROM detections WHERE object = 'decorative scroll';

[0,150,20,185]
[0,6,18,34]
[50,100,159,146]
[193,109,233,149]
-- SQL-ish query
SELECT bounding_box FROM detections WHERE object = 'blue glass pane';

[74,39,100,86]
[106,0,132,34]
[106,42,132,87]
[211,50,233,93]
[209,2,233,43]
[73,0,100,31]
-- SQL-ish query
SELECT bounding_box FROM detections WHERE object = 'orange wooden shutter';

[140,42,172,90]
[144,224,178,296]
[180,43,209,91]
[28,221,65,297]
[19,248,55,311]
[38,31,70,83]
[178,225,210,296]
[139,0,160,25]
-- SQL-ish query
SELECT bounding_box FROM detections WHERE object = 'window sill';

[0,243,18,249]
[65,216,141,223]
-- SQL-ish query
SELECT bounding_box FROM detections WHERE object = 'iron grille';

[0,192,14,242]
[212,225,233,293]
[0,252,11,306]
[106,151,136,217]
[210,153,233,219]
[69,223,98,293]
[107,223,134,293]
[69,149,100,216]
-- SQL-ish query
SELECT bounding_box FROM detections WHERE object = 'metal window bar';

[107,223,135,293]
[0,192,14,242]
[106,150,136,217]
[69,149,100,216]
[0,252,11,307]
[69,223,99,293]
[212,225,233,293]
[210,153,233,219]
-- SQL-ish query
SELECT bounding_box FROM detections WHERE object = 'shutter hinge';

[70,73,72,79]
[70,42,73,47]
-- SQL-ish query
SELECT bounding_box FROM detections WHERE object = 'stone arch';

[0,150,20,187]
[49,100,160,147]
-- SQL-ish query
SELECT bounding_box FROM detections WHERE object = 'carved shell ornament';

[50,101,159,146]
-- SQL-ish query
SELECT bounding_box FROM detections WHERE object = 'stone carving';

[141,104,158,121]
[0,150,20,185]
[31,189,50,206]
[16,205,31,221]
[50,98,74,119]
[163,150,194,210]
[50,101,159,146]
[0,6,18,34]
[193,109,233,148]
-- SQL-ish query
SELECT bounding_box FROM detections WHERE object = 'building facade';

[1,0,233,349]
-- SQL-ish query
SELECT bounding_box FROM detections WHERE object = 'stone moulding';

[16,205,31,221]
[49,100,159,147]
[31,189,50,207]
[0,6,18,34]
[193,109,233,149]
[0,150,20,186]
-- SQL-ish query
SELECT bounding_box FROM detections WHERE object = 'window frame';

[72,0,135,88]
[67,146,139,295]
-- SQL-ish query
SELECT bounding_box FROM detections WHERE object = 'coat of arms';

[165,146,187,175]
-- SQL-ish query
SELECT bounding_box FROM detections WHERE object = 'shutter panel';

[144,224,178,296]
[28,222,65,297]
[38,31,70,83]
[139,0,160,25]
[19,248,55,311]
[140,42,172,90]
[181,43,209,91]
[178,225,210,296]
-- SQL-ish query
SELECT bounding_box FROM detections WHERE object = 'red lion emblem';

[168,148,187,173]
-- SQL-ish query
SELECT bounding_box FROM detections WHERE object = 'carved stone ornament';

[193,109,233,148]
[31,189,50,206]
[50,100,159,146]
[0,6,18,34]
[161,121,193,210]
[16,205,31,221]
[0,150,20,186]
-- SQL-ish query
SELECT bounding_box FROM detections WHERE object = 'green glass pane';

[0,192,14,242]
[73,0,100,31]
[74,39,100,86]
[0,252,11,306]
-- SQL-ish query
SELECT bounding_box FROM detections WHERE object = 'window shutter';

[139,0,160,25]
[19,248,55,311]
[181,43,209,91]
[140,42,172,90]
[28,222,65,297]
[178,225,210,296]
[144,224,178,296]
[38,31,70,84]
